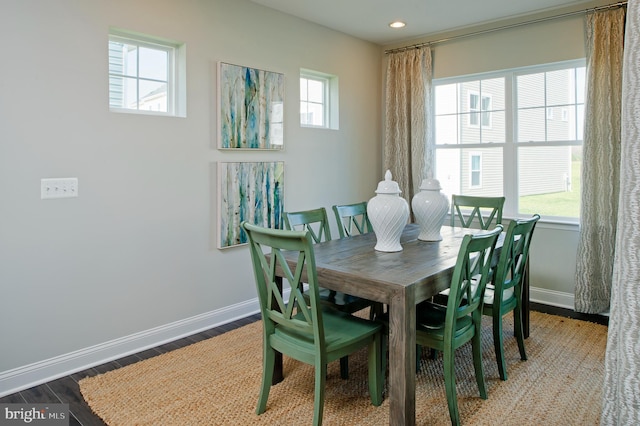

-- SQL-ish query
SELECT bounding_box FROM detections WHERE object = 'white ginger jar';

[411,178,449,241]
[367,170,410,252]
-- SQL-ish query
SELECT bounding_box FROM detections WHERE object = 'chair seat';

[271,310,382,362]
[439,279,513,306]
[416,302,473,338]
[483,284,514,305]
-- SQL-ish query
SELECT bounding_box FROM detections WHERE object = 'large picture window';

[433,60,585,222]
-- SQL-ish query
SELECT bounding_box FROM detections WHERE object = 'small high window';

[300,69,339,129]
[108,29,185,117]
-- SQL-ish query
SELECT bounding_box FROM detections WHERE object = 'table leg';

[388,288,416,426]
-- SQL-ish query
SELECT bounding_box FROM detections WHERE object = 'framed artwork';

[218,62,284,150]
[218,161,284,249]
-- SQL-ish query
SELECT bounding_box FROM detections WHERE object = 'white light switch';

[41,178,79,199]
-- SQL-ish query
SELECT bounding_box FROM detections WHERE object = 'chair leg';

[514,307,528,361]
[442,348,461,426]
[313,361,327,426]
[368,333,384,406]
[493,312,508,381]
[340,356,349,379]
[257,345,275,415]
[472,326,488,399]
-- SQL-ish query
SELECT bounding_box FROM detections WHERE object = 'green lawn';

[518,161,581,218]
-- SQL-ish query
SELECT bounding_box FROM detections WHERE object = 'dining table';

[272,223,529,426]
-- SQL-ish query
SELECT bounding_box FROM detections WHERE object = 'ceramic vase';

[367,170,410,252]
[411,178,449,241]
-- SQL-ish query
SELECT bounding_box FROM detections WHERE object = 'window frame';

[108,29,184,117]
[299,68,339,130]
[432,59,585,224]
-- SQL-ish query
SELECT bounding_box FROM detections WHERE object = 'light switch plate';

[41,178,79,199]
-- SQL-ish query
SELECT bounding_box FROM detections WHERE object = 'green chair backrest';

[283,208,332,243]
[332,202,373,239]
[492,215,540,304]
[242,222,325,343]
[450,195,505,230]
[446,226,502,332]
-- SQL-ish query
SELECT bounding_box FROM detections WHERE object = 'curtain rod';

[384,1,627,54]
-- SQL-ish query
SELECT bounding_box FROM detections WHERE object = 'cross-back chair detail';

[284,208,332,243]
[450,195,505,230]
[332,202,373,238]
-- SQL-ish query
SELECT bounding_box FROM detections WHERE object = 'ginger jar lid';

[375,170,402,194]
[419,178,442,191]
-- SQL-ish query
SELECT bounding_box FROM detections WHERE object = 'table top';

[294,224,485,305]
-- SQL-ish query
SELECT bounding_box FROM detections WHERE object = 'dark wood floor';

[1,304,607,426]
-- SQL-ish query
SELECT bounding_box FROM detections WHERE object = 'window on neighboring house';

[108,29,185,117]
[433,59,585,222]
[300,69,339,129]
[468,92,492,128]
[470,153,482,188]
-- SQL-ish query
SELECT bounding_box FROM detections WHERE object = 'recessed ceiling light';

[389,21,406,29]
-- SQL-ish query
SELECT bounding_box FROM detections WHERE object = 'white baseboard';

[529,286,574,310]
[0,286,573,398]
[0,297,261,398]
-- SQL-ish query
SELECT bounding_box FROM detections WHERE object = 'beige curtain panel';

[574,6,625,314]
[602,0,640,423]
[383,47,432,203]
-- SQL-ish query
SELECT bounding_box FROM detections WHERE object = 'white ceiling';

[250,0,597,45]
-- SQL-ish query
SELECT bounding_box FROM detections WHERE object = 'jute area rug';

[79,311,607,425]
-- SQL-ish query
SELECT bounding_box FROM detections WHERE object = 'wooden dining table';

[273,223,528,426]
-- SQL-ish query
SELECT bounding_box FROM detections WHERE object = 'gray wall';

[0,0,382,379]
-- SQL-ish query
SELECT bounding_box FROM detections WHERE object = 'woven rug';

[79,311,607,425]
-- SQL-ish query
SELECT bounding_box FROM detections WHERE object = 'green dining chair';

[415,225,502,426]
[242,222,384,426]
[450,195,505,230]
[482,214,540,381]
[332,202,373,238]
[285,207,378,379]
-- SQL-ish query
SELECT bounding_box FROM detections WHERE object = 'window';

[108,29,185,116]
[469,153,482,188]
[469,92,492,128]
[433,60,585,222]
[300,69,339,129]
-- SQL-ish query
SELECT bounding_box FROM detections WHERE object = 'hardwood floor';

[1,305,606,426]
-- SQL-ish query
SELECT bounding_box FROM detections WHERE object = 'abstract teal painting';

[218,161,284,248]
[218,62,284,149]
